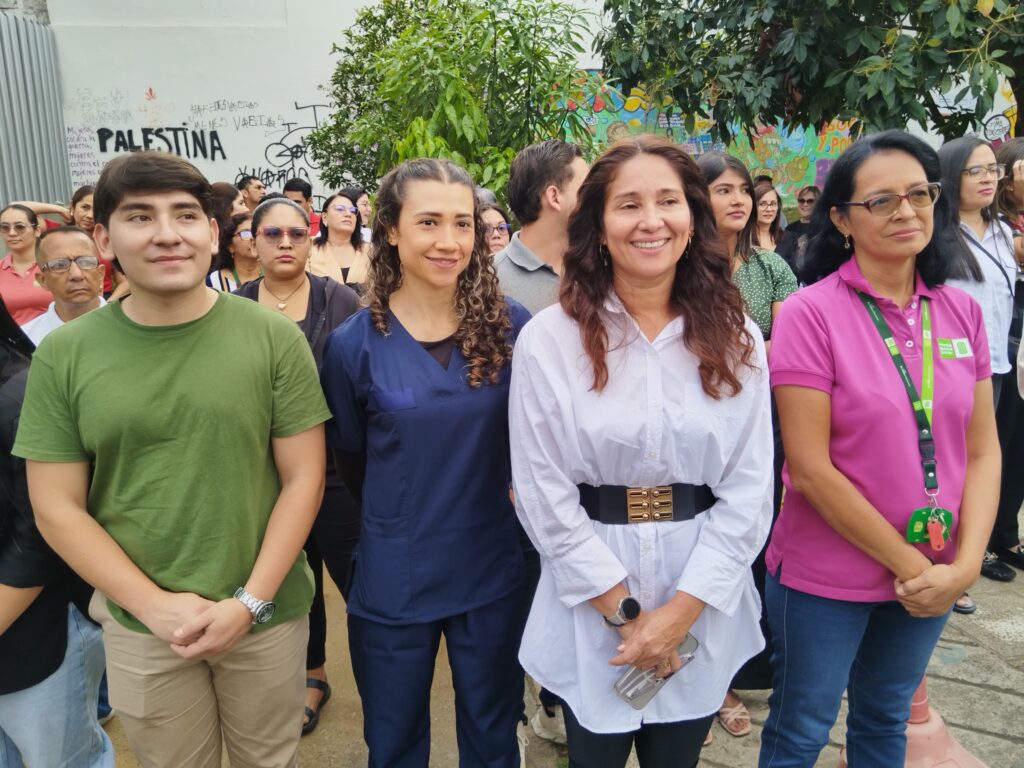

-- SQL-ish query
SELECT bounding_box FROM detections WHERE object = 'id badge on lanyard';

[857,292,952,552]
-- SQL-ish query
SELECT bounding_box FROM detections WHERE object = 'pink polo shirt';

[0,254,52,325]
[766,257,990,602]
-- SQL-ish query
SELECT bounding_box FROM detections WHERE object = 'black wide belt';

[577,483,716,524]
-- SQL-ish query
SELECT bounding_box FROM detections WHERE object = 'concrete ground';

[109,559,1024,768]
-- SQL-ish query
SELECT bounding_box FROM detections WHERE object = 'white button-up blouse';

[509,297,773,733]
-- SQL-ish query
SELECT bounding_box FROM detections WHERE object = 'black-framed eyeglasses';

[334,205,358,214]
[842,182,942,217]
[41,255,101,273]
[484,224,511,235]
[256,226,309,244]
[758,201,779,210]
[0,222,32,234]
[961,163,1005,180]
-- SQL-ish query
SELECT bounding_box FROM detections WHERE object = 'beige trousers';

[90,592,308,768]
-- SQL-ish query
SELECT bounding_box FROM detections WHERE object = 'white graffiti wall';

[50,0,363,203]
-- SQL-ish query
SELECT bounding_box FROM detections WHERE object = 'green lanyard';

[857,292,938,499]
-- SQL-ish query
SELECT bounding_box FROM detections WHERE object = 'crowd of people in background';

[1,128,1023,768]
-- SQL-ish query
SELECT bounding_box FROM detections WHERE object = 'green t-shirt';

[733,246,799,339]
[13,293,331,633]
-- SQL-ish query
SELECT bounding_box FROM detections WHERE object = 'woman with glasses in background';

[760,130,998,767]
[237,196,361,736]
[0,205,50,325]
[753,184,784,252]
[308,188,370,289]
[480,203,513,255]
[937,137,1018,605]
[206,212,260,292]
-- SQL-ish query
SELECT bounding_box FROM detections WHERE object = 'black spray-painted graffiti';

[233,102,329,188]
[96,125,227,161]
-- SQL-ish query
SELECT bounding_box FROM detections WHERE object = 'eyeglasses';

[0,222,32,234]
[256,226,309,244]
[758,201,778,210]
[962,163,1005,180]
[843,182,942,217]
[797,197,817,205]
[484,224,511,235]
[234,229,253,240]
[334,205,358,214]
[40,255,100,273]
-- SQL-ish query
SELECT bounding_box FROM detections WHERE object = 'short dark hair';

[753,173,774,185]
[506,140,584,225]
[93,152,214,227]
[802,129,956,287]
[798,185,821,199]
[36,225,94,261]
[251,197,308,231]
[283,178,313,200]
[237,175,259,192]
[696,152,757,261]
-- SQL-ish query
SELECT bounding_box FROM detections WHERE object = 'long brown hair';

[560,135,755,398]
[363,158,512,388]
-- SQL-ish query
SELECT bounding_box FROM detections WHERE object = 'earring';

[843,234,851,250]
[600,244,610,268]
[684,230,695,257]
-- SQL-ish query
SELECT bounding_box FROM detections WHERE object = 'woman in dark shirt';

[234,197,360,735]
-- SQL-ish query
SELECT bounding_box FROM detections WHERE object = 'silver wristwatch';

[233,587,276,625]
[604,595,642,627]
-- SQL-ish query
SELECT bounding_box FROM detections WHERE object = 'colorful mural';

[575,79,1018,208]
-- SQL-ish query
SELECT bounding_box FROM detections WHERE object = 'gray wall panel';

[0,13,71,205]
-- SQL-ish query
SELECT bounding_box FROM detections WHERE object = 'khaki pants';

[90,592,308,768]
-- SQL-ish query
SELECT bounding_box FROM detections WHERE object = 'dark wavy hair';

[364,157,512,388]
[754,182,784,247]
[561,135,755,398]
[695,152,757,262]
[214,212,253,271]
[801,130,956,286]
[317,191,364,249]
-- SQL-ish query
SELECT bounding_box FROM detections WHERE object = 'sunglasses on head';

[256,226,309,244]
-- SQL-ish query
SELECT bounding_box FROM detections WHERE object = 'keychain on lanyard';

[857,292,953,552]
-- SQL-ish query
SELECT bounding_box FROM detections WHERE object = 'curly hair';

[363,158,512,388]
[560,135,756,398]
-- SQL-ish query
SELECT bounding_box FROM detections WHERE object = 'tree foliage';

[308,0,599,194]
[597,0,1023,141]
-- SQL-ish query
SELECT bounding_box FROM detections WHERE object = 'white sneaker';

[530,705,567,745]
[517,719,530,768]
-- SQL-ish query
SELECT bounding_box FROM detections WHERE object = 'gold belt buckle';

[626,486,674,523]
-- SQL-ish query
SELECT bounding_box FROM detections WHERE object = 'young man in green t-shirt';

[13,152,330,767]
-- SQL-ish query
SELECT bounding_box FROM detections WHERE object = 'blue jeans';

[758,571,949,768]
[0,603,113,768]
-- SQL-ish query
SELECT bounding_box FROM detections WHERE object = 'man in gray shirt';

[495,140,589,315]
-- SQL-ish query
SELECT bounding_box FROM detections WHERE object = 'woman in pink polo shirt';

[0,205,51,325]
[759,130,1000,767]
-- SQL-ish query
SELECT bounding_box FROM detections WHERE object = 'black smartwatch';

[604,595,641,627]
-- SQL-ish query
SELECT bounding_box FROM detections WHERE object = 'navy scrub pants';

[348,589,524,768]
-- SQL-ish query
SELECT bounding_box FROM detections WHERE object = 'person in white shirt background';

[22,226,105,347]
[509,134,772,768]
[938,136,1019,598]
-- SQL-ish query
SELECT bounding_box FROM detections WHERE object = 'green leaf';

[946,3,962,34]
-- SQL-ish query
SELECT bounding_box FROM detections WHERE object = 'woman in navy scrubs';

[321,157,531,767]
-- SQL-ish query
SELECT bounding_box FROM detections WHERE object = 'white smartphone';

[612,633,699,710]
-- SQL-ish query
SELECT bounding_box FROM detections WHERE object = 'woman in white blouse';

[509,135,773,767]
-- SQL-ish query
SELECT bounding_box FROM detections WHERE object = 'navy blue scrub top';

[321,300,531,625]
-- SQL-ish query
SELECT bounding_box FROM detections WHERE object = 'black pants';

[563,704,714,768]
[993,369,1024,550]
[306,478,361,670]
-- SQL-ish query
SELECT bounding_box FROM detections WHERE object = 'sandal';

[718,700,752,737]
[302,678,331,736]
[952,592,976,615]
